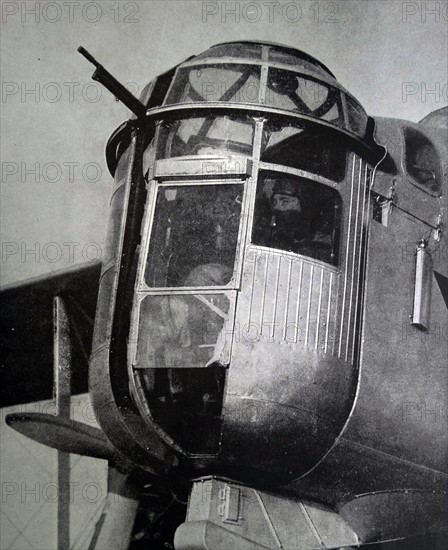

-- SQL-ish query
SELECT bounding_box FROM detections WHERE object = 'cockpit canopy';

[160,41,368,139]
[107,41,375,177]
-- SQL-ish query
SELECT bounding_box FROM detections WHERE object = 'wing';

[1,262,147,550]
[0,262,101,407]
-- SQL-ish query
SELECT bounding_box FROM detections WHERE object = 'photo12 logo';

[2,161,103,184]
[2,2,140,24]
[202,1,340,24]
[402,2,448,22]
[399,401,447,423]
[1,241,103,265]
[2,81,140,104]
[1,481,109,504]
[402,82,448,104]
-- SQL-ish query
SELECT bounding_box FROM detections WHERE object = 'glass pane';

[195,43,262,60]
[114,142,133,186]
[166,64,261,105]
[145,184,243,287]
[136,293,230,369]
[261,119,347,182]
[156,115,255,159]
[134,293,231,453]
[268,48,332,78]
[138,79,156,107]
[345,96,368,136]
[404,127,441,195]
[265,68,343,125]
[252,170,341,265]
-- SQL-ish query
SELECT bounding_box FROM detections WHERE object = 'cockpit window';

[265,67,343,124]
[252,170,342,265]
[268,49,332,79]
[404,127,442,195]
[165,64,261,105]
[162,63,366,138]
[156,115,255,159]
[345,97,368,136]
[261,119,347,182]
[195,43,262,60]
[145,184,243,287]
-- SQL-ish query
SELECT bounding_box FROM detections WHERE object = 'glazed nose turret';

[90,41,379,481]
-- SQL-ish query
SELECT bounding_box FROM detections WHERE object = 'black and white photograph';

[1,1,447,549]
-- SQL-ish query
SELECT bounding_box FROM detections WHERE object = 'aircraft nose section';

[134,366,227,456]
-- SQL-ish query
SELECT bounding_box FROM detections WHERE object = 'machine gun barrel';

[78,46,147,119]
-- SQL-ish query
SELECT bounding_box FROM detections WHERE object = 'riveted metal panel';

[240,248,339,352]
[337,156,369,363]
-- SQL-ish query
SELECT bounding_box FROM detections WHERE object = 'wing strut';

[54,296,71,550]
[6,296,142,550]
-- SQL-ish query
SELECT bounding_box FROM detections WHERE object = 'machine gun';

[78,46,147,119]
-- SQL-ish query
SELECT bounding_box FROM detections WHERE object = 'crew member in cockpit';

[269,179,311,250]
[253,175,334,263]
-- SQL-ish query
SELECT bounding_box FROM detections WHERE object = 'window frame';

[403,126,442,197]
[249,168,343,267]
[137,178,249,293]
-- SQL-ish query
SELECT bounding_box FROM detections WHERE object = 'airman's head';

[271,179,303,214]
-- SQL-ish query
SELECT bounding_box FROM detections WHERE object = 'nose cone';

[217,343,356,484]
